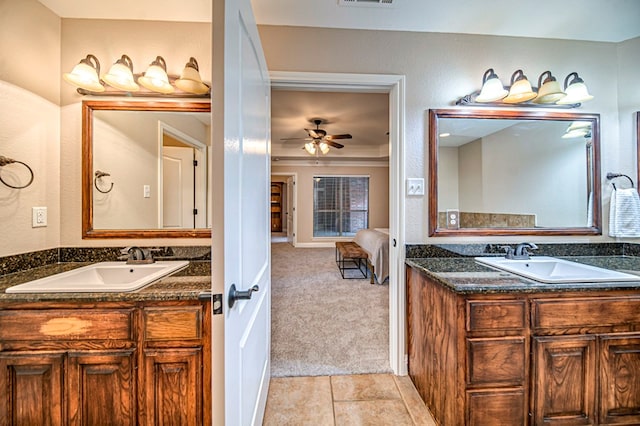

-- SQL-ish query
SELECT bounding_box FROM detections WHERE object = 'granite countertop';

[406,256,640,294]
[0,261,212,303]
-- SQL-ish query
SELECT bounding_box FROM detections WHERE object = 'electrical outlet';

[143,185,151,198]
[406,178,425,196]
[32,207,47,227]
[446,209,460,229]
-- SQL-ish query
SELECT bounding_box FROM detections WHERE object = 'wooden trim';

[428,108,602,237]
[81,100,211,239]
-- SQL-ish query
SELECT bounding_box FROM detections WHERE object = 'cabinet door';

[0,352,64,426]
[599,335,640,425]
[532,336,596,426]
[141,348,202,426]
[67,350,136,426]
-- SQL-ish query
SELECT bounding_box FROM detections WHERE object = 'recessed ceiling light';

[439,132,451,138]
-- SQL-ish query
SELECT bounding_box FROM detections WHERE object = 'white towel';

[609,187,640,237]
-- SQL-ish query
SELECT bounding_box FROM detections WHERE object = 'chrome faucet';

[501,242,538,260]
[514,242,538,260]
[120,246,154,264]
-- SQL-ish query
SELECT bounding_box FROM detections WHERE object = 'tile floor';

[263,373,437,425]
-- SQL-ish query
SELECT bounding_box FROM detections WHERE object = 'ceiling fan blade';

[325,141,344,149]
[280,137,312,141]
[305,128,321,139]
[325,134,352,140]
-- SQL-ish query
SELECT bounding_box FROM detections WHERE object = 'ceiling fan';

[281,119,352,155]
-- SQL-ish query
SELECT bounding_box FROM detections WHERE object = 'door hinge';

[193,208,198,215]
[198,292,224,315]
[193,160,198,166]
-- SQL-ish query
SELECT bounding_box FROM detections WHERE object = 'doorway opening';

[270,71,406,375]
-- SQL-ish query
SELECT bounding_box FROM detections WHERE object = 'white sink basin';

[5,261,189,293]
[474,256,640,283]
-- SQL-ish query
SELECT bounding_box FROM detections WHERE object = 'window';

[313,176,369,237]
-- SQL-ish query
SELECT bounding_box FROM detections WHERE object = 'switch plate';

[406,178,425,196]
[32,207,47,227]
[143,185,151,198]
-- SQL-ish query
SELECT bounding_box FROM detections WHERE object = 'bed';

[354,228,390,284]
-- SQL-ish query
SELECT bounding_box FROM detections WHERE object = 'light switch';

[406,178,425,196]
[143,185,151,198]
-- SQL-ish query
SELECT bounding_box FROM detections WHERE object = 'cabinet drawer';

[144,307,202,341]
[532,297,640,330]
[0,309,134,341]
[466,300,526,331]
[467,388,526,426]
[467,337,526,386]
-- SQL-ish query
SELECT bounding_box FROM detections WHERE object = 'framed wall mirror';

[82,100,211,238]
[428,109,601,236]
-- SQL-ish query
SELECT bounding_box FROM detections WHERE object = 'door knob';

[228,283,260,308]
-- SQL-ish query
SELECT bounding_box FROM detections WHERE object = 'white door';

[216,0,271,424]
[286,176,295,244]
[162,146,194,228]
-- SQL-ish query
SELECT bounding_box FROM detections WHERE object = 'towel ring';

[0,156,34,189]
[94,170,114,194]
[606,172,635,190]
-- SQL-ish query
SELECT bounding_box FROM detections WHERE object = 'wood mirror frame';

[82,100,211,239]
[428,108,602,237]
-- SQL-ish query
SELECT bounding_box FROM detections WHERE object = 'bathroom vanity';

[406,247,640,426]
[0,261,212,425]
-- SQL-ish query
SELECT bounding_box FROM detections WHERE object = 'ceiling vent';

[338,0,395,8]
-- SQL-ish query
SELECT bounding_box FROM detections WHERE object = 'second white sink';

[5,261,189,293]
[475,256,640,283]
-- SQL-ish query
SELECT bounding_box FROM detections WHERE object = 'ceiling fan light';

[475,68,508,103]
[319,142,330,155]
[304,142,316,155]
[503,69,537,104]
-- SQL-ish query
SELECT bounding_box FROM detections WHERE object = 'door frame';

[270,71,406,375]
[271,172,298,246]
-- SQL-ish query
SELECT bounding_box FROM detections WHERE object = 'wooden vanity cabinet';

[407,265,640,426]
[0,300,211,426]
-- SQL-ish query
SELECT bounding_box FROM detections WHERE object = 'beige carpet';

[270,243,391,377]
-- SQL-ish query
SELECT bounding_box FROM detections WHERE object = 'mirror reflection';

[82,101,211,239]
[428,109,601,236]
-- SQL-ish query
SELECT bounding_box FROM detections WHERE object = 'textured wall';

[258,25,633,243]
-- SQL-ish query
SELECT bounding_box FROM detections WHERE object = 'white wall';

[0,0,60,257]
[258,25,632,243]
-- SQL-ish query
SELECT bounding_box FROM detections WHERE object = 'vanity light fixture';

[503,70,537,104]
[175,57,210,95]
[556,72,594,105]
[456,69,593,108]
[533,70,565,104]
[562,121,592,139]
[138,56,174,94]
[63,54,105,92]
[102,55,139,92]
[475,69,508,103]
[63,54,210,97]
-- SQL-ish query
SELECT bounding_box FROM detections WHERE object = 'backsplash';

[405,243,638,259]
[0,246,211,277]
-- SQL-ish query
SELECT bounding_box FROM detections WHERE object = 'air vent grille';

[338,0,394,7]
